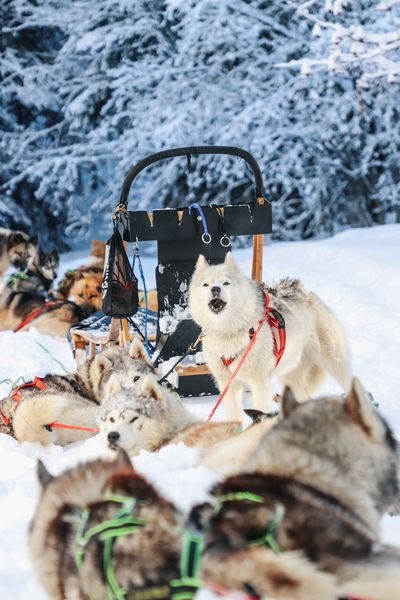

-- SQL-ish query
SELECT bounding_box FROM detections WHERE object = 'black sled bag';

[102,226,139,317]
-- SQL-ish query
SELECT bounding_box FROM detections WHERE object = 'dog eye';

[130,416,138,423]
[223,281,230,286]
[78,293,84,298]
[109,417,115,423]
[133,376,140,382]
[202,283,209,287]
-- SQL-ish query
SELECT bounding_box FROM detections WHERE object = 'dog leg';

[213,373,243,421]
[248,377,275,415]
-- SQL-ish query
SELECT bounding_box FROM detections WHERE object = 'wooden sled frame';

[74,147,271,395]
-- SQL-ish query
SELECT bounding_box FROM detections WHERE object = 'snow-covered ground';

[0,224,399,598]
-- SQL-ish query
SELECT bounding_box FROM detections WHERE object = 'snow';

[0,224,400,598]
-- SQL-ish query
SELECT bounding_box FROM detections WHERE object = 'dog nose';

[211,286,221,296]
[108,431,120,444]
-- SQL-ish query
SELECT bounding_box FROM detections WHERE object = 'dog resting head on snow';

[188,252,351,420]
[98,373,243,456]
[98,374,192,455]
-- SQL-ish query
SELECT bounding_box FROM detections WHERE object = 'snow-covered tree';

[1,0,399,249]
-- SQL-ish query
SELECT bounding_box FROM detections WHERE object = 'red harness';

[221,292,286,368]
[0,377,47,426]
[0,376,98,433]
[14,301,61,333]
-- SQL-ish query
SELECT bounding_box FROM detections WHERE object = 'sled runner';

[104,146,272,396]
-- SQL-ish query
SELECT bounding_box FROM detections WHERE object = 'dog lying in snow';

[98,372,243,454]
[0,339,154,445]
[195,379,400,600]
[0,228,38,279]
[30,452,337,600]
[189,252,352,420]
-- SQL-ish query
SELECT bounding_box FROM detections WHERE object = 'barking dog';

[0,339,154,445]
[189,253,351,419]
[195,379,400,599]
[98,372,242,455]
[0,228,38,279]
[30,452,337,600]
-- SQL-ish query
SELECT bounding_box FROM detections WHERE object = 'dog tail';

[202,547,337,600]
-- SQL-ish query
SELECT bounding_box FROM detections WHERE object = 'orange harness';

[209,292,286,421]
[0,377,98,433]
[221,292,286,368]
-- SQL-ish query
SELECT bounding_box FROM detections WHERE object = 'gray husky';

[0,228,38,278]
[189,252,352,419]
[98,374,242,455]
[8,249,59,294]
[0,339,154,445]
[196,379,400,599]
[30,452,336,600]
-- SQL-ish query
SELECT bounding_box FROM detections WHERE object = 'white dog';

[188,253,351,420]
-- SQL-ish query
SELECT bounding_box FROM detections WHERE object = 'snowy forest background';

[1,0,399,251]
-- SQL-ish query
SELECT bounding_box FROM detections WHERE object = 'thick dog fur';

[193,380,400,599]
[9,249,59,294]
[54,265,103,314]
[0,291,87,336]
[189,253,352,419]
[0,228,38,278]
[98,371,242,454]
[0,339,155,445]
[30,453,338,600]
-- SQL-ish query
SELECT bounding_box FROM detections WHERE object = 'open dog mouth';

[208,298,226,313]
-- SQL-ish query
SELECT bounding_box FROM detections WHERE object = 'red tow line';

[1,376,98,433]
[14,301,61,333]
[208,292,286,421]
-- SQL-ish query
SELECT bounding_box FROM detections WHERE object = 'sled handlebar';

[118,146,264,208]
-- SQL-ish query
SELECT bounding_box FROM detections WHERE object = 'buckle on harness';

[269,308,285,329]
[11,377,47,404]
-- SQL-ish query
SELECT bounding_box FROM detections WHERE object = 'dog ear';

[141,375,165,403]
[7,232,26,249]
[281,387,299,418]
[37,460,54,489]
[224,252,241,273]
[344,377,386,442]
[244,408,269,424]
[194,254,208,274]
[105,374,122,398]
[114,449,134,470]
[129,338,151,365]
[93,354,113,378]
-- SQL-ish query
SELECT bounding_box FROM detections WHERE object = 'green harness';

[74,491,281,600]
[74,494,203,600]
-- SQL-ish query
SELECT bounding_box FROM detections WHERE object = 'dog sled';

[72,146,272,396]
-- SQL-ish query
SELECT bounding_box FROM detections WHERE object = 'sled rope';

[35,340,70,374]
[13,300,62,333]
[158,332,204,385]
[132,241,151,358]
[188,203,211,244]
[208,292,286,421]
